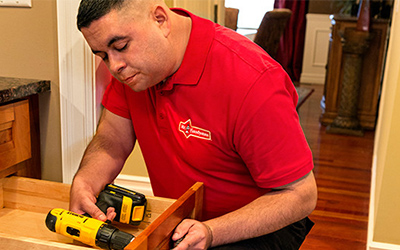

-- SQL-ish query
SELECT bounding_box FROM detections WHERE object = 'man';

[70,0,318,249]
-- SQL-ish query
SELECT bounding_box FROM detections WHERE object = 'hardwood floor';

[298,84,375,249]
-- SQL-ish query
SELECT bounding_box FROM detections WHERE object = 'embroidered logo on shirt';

[179,119,211,141]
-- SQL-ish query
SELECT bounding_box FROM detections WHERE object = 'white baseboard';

[300,73,325,85]
[114,174,153,196]
[368,242,400,250]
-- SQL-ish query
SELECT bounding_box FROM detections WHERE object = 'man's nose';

[109,55,126,74]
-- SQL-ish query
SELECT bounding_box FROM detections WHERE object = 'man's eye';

[116,43,128,52]
[94,52,108,62]
[98,53,108,62]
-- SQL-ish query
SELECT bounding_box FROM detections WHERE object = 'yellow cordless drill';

[46,208,134,250]
[45,184,147,249]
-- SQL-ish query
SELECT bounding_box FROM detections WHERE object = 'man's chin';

[128,84,146,92]
[127,80,160,92]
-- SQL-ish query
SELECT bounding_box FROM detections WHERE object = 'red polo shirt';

[102,9,313,220]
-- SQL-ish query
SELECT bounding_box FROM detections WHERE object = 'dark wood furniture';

[254,8,292,59]
[225,7,239,31]
[320,15,389,129]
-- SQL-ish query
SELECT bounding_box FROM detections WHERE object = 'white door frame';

[57,0,96,184]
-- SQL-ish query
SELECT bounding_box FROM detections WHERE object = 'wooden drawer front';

[0,177,203,249]
[0,100,31,171]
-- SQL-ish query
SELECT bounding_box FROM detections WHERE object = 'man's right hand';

[69,177,116,221]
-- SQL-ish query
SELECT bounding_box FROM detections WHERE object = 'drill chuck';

[46,208,134,250]
[96,223,134,250]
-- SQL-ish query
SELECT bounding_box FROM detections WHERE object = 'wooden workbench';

[0,177,203,249]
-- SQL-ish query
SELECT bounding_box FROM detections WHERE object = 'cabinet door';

[0,100,31,174]
[168,0,225,25]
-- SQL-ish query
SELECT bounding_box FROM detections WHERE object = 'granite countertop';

[0,76,51,104]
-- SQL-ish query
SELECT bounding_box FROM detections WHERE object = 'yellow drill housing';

[46,208,134,250]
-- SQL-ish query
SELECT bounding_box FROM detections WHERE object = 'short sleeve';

[102,77,131,119]
[234,67,313,188]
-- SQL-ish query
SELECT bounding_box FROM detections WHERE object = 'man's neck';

[169,11,192,75]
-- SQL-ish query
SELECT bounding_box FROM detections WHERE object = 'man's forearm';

[72,109,135,195]
[73,132,130,194]
[69,129,134,219]
[204,172,317,247]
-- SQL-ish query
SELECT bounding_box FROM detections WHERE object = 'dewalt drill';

[45,184,147,249]
[46,208,134,250]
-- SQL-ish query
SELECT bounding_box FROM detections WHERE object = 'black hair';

[77,0,127,30]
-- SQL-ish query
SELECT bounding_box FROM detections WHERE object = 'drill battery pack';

[97,184,147,226]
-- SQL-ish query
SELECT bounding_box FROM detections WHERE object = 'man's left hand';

[172,219,213,249]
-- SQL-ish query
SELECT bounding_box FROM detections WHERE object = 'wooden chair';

[225,7,239,31]
[253,8,292,59]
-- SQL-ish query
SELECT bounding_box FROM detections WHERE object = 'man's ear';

[153,6,171,37]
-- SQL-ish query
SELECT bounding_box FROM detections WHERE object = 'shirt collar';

[158,8,215,91]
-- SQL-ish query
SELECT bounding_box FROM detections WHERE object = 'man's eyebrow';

[91,36,128,54]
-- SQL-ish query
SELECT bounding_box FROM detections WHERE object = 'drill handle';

[81,195,110,218]
[81,199,111,224]
[95,199,109,215]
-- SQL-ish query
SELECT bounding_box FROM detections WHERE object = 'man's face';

[81,8,175,92]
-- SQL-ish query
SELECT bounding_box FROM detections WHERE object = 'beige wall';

[0,1,62,182]
[369,1,400,245]
[120,144,149,177]
[165,0,173,7]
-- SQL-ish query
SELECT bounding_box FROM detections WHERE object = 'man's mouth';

[123,73,137,84]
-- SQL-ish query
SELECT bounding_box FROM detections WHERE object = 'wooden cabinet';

[0,100,32,177]
[320,15,389,129]
[0,77,50,179]
[0,177,204,249]
[0,96,42,179]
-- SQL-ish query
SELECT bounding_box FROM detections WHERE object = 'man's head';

[77,0,191,92]
[77,0,127,31]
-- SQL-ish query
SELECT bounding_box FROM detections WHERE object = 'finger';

[88,204,107,221]
[70,195,94,214]
[173,233,195,250]
[69,204,85,215]
[172,219,195,241]
[106,207,117,221]
[174,221,212,250]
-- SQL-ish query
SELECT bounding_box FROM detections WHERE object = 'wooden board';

[126,182,204,249]
[0,232,90,250]
[0,177,203,249]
